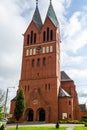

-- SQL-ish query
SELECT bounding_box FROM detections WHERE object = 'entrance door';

[27,109,34,121]
[38,108,45,121]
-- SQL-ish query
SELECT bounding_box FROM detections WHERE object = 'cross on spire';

[36,0,38,7]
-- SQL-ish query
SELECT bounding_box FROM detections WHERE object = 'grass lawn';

[74,126,87,130]
[7,126,66,130]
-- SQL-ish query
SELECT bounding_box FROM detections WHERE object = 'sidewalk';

[66,126,74,130]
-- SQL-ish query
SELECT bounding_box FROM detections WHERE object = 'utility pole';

[4,87,15,119]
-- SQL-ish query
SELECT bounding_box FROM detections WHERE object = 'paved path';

[66,126,74,130]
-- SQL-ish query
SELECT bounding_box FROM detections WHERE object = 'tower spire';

[50,0,52,4]
[45,0,59,27]
[36,0,38,7]
[32,0,42,30]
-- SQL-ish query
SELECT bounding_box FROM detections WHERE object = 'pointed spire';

[36,0,38,7]
[46,0,59,27]
[32,0,42,30]
[50,0,52,4]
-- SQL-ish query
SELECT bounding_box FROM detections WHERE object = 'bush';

[56,121,59,129]
[0,124,5,130]
[85,123,87,127]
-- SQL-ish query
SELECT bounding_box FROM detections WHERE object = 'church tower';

[10,0,60,123]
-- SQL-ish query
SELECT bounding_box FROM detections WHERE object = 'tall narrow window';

[28,86,30,91]
[50,30,53,41]
[34,33,36,44]
[43,58,46,66]
[27,35,30,45]
[45,84,47,91]
[47,27,49,41]
[32,59,35,67]
[48,84,50,90]
[37,58,40,66]
[30,31,33,44]
[43,31,46,42]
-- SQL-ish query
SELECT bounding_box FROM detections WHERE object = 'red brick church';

[10,0,86,123]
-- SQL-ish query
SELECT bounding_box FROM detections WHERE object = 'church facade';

[10,0,85,123]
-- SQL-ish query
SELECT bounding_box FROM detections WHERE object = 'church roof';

[59,88,71,97]
[61,71,73,82]
[46,1,59,27]
[32,4,42,30]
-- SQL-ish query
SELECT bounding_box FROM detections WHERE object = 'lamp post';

[4,87,15,119]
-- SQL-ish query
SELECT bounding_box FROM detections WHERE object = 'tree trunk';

[16,121,18,129]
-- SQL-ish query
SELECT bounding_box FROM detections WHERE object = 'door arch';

[27,109,34,121]
[38,108,45,121]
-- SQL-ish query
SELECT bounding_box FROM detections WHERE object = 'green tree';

[14,88,25,129]
[0,89,5,121]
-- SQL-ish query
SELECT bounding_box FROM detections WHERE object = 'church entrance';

[38,108,45,121]
[27,109,34,121]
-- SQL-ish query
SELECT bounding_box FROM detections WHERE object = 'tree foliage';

[14,88,25,129]
[0,89,5,121]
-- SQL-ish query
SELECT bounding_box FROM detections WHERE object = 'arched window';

[43,58,46,66]
[47,27,49,41]
[27,34,30,45]
[50,30,53,41]
[32,59,35,67]
[43,31,46,42]
[34,33,36,44]
[30,31,33,44]
[37,58,40,66]
[28,86,30,91]
[48,84,50,90]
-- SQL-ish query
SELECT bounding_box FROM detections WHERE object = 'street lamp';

[4,87,15,119]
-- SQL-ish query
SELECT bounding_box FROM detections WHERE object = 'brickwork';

[10,1,84,123]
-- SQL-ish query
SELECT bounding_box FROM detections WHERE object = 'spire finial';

[36,0,38,7]
[50,0,52,4]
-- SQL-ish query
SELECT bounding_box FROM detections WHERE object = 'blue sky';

[0,0,87,108]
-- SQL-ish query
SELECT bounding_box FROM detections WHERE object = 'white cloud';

[62,10,87,53]
[61,51,84,67]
